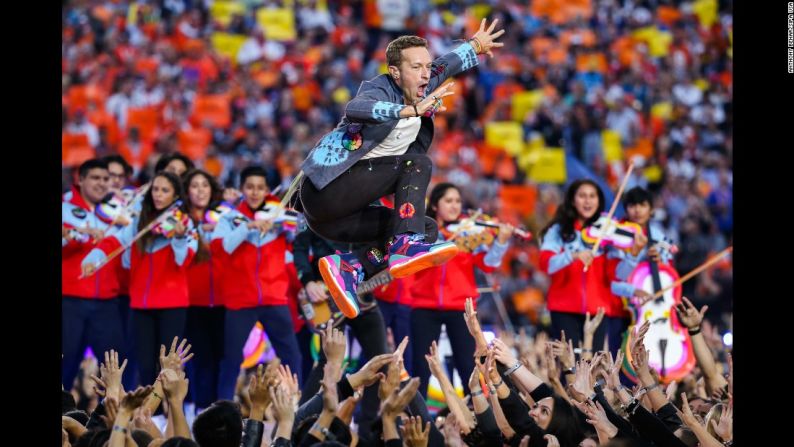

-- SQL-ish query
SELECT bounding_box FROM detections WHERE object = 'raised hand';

[470,18,506,58]
[491,337,519,367]
[381,377,420,417]
[584,308,606,338]
[321,324,347,366]
[464,298,488,356]
[120,386,154,412]
[348,353,392,389]
[400,415,431,447]
[675,297,708,330]
[159,336,194,372]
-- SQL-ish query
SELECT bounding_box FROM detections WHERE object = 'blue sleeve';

[616,253,641,280]
[483,240,510,268]
[82,248,107,268]
[425,41,479,93]
[171,222,198,266]
[612,280,636,298]
[541,225,574,274]
[344,81,407,123]
[216,213,251,254]
[112,219,136,248]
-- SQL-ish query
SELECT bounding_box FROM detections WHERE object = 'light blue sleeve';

[82,248,107,268]
[217,213,251,254]
[171,221,198,266]
[611,281,636,298]
[483,240,510,268]
[541,225,574,275]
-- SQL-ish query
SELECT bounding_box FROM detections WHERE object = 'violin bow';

[79,201,181,279]
[649,246,732,301]
[584,162,635,272]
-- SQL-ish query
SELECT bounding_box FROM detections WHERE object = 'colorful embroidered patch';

[399,203,416,219]
[342,124,363,151]
[366,248,386,266]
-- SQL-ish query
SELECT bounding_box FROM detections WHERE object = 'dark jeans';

[378,300,413,373]
[300,153,432,277]
[410,308,476,398]
[218,305,302,400]
[132,308,187,386]
[299,305,389,442]
[185,306,225,409]
[62,296,125,389]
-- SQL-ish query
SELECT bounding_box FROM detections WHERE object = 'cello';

[621,225,695,384]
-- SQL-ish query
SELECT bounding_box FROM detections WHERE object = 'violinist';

[102,154,138,390]
[410,183,515,397]
[183,169,227,411]
[81,171,198,386]
[612,187,675,305]
[62,158,125,389]
[539,179,624,353]
[104,154,133,192]
[152,153,194,181]
[214,166,303,400]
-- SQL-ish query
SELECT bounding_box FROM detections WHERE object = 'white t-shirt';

[362,116,421,160]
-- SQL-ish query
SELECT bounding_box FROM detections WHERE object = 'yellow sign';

[692,0,717,29]
[528,148,566,184]
[210,1,246,27]
[485,121,524,156]
[632,26,672,58]
[602,129,623,163]
[211,32,248,61]
[511,90,545,122]
[468,4,492,20]
[256,8,297,41]
[651,102,672,121]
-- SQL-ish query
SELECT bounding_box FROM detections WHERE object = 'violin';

[203,201,236,225]
[65,228,92,244]
[253,199,299,234]
[621,224,694,384]
[581,214,643,250]
[445,211,532,253]
[152,207,190,238]
[95,185,147,226]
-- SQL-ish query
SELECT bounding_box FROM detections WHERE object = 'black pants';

[378,300,413,373]
[300,154,432,277]
[62,296,125,389]
[117,295,139,391]
[132,308,187,386]
[299,305,389,442]
[218,305,302,400]
[185,306,225,409]
[295,325,315,389]
[410,308,476,398]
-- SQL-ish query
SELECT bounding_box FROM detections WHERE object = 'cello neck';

[647,223,663,294]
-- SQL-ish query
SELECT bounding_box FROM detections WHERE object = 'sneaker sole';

[388,243,459,279]
[318,256,361,319]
